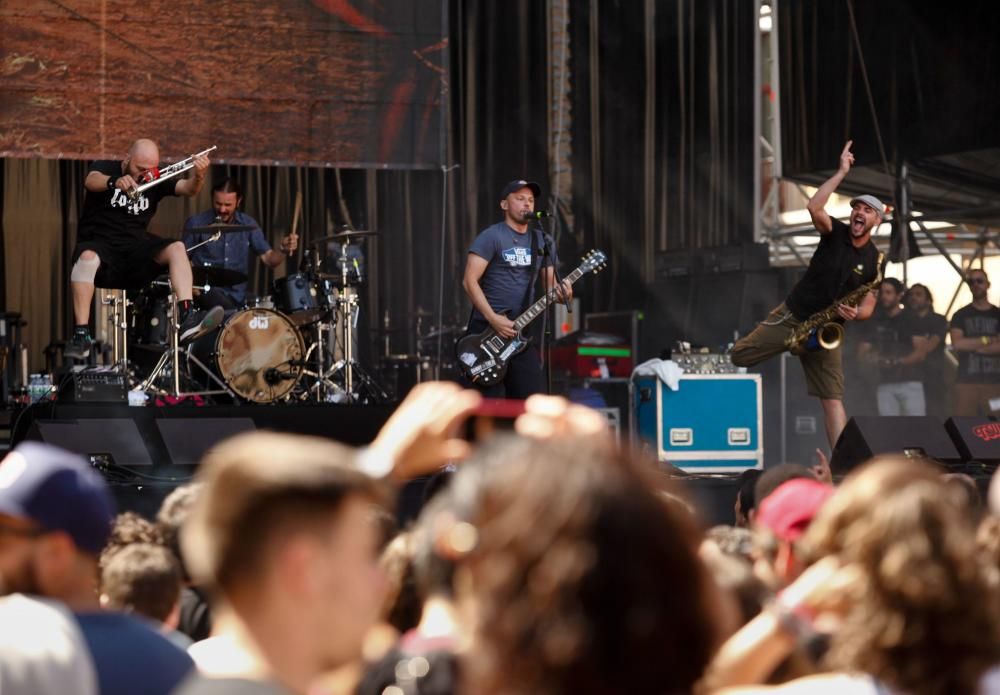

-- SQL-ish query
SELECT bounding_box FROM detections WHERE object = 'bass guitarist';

[731,141,881,450]
[461,179,572,397]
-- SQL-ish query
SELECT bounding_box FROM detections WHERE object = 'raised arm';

[806,141,855,234]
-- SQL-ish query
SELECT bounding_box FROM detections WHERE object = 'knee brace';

[70,254,100,283]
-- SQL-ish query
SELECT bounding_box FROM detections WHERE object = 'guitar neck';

[512,266,585,331]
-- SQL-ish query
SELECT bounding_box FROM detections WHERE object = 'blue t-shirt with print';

[468,222,554,322]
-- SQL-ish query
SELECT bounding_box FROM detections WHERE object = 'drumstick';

[291,189,302,263]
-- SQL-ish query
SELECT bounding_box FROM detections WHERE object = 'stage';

[9,401,395,517]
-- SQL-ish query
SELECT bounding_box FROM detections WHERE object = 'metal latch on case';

[670,428,693,446]
[728,428,750,445]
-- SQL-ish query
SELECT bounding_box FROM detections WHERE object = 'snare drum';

[188,308,304,403]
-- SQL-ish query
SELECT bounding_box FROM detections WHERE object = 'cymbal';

[188,222,256,233]
[310,229,377,246]
[191,264,248,287]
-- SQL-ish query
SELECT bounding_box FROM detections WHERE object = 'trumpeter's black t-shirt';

[785,218,881,320]
[78,160,178,243]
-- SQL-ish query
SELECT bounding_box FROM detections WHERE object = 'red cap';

[756,478,834,542]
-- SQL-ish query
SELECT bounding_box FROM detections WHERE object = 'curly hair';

[99,511,161,577]
[801,456,1000,695]
[448,436,720,695]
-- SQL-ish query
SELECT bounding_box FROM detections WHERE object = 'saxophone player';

[731,140,882,450]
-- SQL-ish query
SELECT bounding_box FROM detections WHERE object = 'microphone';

[524,210,552,220]
[264,368,300,384]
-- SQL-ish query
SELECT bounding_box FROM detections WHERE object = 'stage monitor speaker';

[155,418,256,465]
[31,418,153,466]
[945,417,1000,463]
[830,416,961,474]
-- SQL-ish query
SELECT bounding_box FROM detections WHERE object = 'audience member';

[858,277,930,415]
[754,463,818,509]
[0,442,193,695]
[175,432,388,694]
[157,482,213,642]
[100,543,184,637]
[356,494,463,695]
[734,469,763,527]
[446,434,722,694]
[703,455,1000,694]
[752,479,834,592]
[951,268,1000,416]
[904,283,949,417]
[0,594,98,695]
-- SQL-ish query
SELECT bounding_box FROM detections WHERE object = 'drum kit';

[115,224,404,405]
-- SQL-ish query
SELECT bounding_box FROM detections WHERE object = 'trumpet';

[127,145,217,201]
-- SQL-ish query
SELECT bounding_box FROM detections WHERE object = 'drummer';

[182,178,298,311]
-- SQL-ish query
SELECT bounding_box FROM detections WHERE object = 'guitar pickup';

[488,336,506,351]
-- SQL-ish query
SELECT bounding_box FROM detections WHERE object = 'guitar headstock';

[581,249,608,274]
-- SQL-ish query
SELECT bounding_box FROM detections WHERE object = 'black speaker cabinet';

[945,417,1000,464]
[831,416,961,474]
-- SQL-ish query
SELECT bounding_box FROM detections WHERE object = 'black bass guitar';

[456,250,607,386]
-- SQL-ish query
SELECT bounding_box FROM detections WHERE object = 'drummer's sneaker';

[179,305,224,344]
[64,329,93,360]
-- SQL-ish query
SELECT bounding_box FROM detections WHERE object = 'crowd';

[1,381,999,695]
[852,269,1000,418]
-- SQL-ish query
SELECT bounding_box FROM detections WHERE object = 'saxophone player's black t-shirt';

[784,218,881,321]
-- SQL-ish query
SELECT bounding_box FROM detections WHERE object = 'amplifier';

[64,371,128,403]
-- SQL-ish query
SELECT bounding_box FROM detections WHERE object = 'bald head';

[126,139,160,178]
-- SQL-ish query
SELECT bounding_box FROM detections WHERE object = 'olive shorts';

[730,303,844,400]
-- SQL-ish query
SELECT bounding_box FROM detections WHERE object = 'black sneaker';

[64,333,93,359]
[179,306,224,344]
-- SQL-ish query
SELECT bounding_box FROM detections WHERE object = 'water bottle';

[27,374,49,404]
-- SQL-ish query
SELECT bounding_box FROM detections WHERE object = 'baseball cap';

[500,179,541,200]
[756,478,834,542]
[849,194,886,220]
[0,442,116,554]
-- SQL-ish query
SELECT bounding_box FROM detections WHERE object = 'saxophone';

[785,252,885,355]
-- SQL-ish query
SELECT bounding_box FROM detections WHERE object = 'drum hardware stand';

[137,279,237,400]
[323,284,388,403]
[100,289,131,373]
[321,239,387,403]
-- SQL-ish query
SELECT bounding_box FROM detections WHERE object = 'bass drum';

[188,308,304,403]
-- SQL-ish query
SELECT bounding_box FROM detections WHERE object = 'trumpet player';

[731,140,881,449]
[66,138,222,359]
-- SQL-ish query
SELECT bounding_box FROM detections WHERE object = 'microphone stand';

[536,219,570,396]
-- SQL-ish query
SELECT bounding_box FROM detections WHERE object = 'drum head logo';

[249,315,270,330]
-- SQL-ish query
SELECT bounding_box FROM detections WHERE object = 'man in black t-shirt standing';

[950,268,1000,416]
[732,141,881,449]
[65,139,221,359]
[904,283,948,417]
[857,278,930,416]
[460,179,571,398]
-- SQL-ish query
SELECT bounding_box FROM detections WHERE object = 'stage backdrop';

[0,0,447,167]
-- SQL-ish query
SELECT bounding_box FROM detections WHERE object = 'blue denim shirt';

[182,210,270,306]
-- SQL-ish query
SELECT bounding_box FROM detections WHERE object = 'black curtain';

[779,0,1000,178]
[570,0,756,313]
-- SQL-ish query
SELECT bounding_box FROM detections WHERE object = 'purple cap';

[0,442,116,554]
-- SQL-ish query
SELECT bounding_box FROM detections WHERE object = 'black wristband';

[107,175,118,191]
